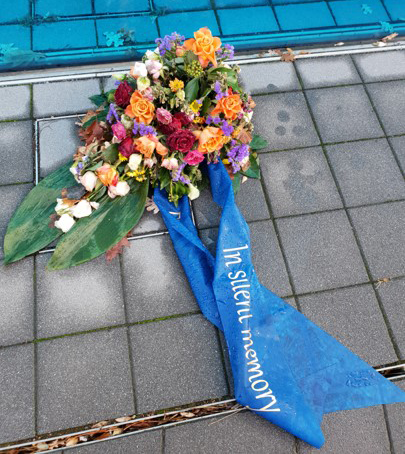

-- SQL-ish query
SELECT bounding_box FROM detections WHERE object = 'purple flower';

[133,121,156,136]
[106,103,119,123]
[227,143,250,173]
[172,161,190,184]
[206,115,221,125]
[155,32,185,55]
[221,121,234,136]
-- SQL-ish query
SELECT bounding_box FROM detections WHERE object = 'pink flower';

[184,150,205,166]
[162,157,179,170]
[156,108,173,125]
[111,122,127,141]
[145,59,162,79]
[142,87,154,101]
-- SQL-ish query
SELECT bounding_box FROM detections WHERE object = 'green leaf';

[232,173,241,195]
[208,67,236,76]
[47,180,149,270]
[3,163,78,265]
[226,75,241,92]
[240,154,260,179]
[89,94,107,107]
[200,96,212,116]
[249,134,268,150]
[185,77,200,102]
[101,143,119,164]
[159,167,171,190]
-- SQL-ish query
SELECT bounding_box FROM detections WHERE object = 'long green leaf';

[3,163,77,265]
[47,180,148,270]
[249,134,268,150]
[240,154,260,179]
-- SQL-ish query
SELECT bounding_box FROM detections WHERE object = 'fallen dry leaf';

[66,436,79,447]
[106,233,131,262]
[112,428,124,435]
[145,197,159,214]
[92,420,109,428]
[382,32,398,42]
[180,411,195,418]
[116,416,132,423]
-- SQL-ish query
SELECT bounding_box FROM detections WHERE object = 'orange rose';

[97,164,118,186]
[125,90,155,125]
[134,135,168,159]
[184,27,221,68]
[194,127,224,154]
[211,94,242,121]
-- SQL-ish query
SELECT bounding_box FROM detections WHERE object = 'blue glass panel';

[218,7,279,35]
[330,0,389,26]
[35,0,93,17]
[275,2,335,30]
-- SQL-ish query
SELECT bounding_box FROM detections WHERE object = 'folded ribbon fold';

[154,161,405,448]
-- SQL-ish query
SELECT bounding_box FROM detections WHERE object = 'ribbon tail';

[154,188,222,330]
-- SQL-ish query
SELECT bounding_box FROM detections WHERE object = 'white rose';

[128,153,143,171]
[108,181,130,198]
[80,171,97,192]
[188,183,200,201]
[137,76,150,91]
[55,213,75,233]
[145,49,160,61]
[90,201,100,210]
[71,200,93,218]
[145,59,162,78]
[131,61,147,78]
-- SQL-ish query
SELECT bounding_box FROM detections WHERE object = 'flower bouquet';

[4,27,266,270]
[4,28,405,449]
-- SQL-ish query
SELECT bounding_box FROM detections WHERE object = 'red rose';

[173,112,192,126]
[114,81,133,108]
[118,137,135,158]
[167,129,196,153]
[158,118,182,135]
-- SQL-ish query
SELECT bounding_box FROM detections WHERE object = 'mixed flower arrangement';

[4,27,267,270]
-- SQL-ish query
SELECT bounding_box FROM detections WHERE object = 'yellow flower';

[193,116,205,124]
[190,100,200,114]
[169,78,184,92]
[127,168,147,182]
[118,152,128,162]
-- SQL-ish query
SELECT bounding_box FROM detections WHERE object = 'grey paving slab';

[35,253,125,338]
[0,120,33,185]
[39,117,81,177]
[199,220,292,297]
[300,406,390,453]
[299,285,397,365]
[260,147,342,217]
[64,430,162,453]
[0,183,33,260]
[165,411,295,454]
[37,328,134,434]
[0,344,35,444]
[376,278,405,358]
[326,138,405,206]
[385,380,405,454]
[238,61,300,94]
[252,92,320,151]
[122,235,197,322]
[0,85,31,120]
[131,209,166,235]
[129,314,228,413]
[389,135,405,173]
[349,202,405,279]
[296,55,361,89]
[276,211,368,294]
[193,177,269,229]
[306,85,383,143]
[367,80,405,136]
[101,76,119,93]
[353,50,405,82]
[0,257,34,346]
[33,78,101,117]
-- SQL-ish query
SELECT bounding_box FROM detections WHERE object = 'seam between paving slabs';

[118,253,139,414]
[349,55,405,181]
[294,59,404,362]
[382,405,396,454]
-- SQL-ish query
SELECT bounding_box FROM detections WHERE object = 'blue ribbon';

[154,161,405,448]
